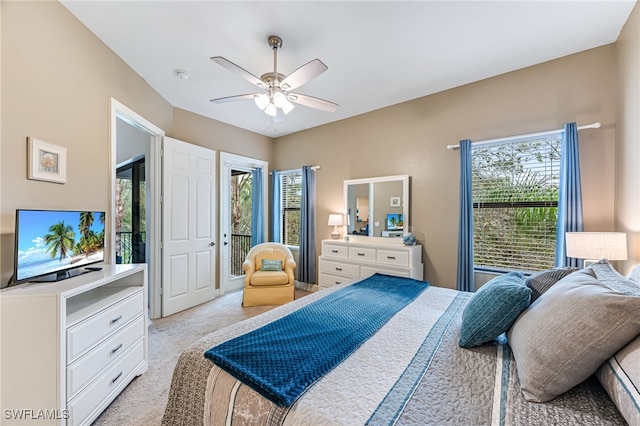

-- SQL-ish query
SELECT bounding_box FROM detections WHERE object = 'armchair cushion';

[260,259,283,271]
[250,270,290,286]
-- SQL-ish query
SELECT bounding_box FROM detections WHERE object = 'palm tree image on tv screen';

[16,210,105,281]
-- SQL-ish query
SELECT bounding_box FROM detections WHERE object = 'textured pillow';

[525,266,578,302]
[589,259,640,296]
[458,272,530,348]
[627,263,640,283]
[596,335,640,426]
[260,259,283,271]
[507,269,640,402]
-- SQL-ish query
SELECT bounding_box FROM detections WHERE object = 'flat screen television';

[386,213,403,230]
[12,209,106,285]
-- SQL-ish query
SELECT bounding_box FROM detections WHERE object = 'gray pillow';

[507,269,640,402]
[459,271,530,348]
[525,266,578,302]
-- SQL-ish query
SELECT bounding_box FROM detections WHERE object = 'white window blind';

[472,134,562,272]
[280,170,302,246]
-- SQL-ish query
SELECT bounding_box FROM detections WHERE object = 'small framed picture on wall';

[27,137,67,184]
[390,196,401,207]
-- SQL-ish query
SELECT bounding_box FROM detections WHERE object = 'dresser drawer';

[67,315,145,399]
[323,243,348,259]
[320,259,359,277]
[67,291,144,364]
[319,273,354,288]
[376,249,409,267]
[67,340,145,426]
[348,246,376,263]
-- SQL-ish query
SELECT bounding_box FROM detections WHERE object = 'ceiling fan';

[210,35,338,118]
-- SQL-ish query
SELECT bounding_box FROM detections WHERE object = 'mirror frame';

[343,174,409,239]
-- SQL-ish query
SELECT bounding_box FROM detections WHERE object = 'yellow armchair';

[242,243,296,307]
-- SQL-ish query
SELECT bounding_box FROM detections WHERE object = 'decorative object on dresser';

[327,214,344,239]
[318,238,423,289]
[0,264,148,426]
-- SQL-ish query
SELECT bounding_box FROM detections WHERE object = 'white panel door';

[162,137,216,317]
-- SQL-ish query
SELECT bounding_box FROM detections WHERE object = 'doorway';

[219,152,268,294]
[110,98,164,318]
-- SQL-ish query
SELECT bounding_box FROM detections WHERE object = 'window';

[472,134,562,272]
[279,170,302,246]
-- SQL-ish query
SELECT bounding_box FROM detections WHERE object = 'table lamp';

[565,232,628,267]
[328,214,343,239]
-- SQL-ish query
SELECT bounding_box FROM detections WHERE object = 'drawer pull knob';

[357,253,365,256]
[331,250,338,253]
[335,281,340,284]
[112,371,123,383]
[111,343,123,354]
[387,256,396,260]
[335,267,342,271]
[111,315,123,324]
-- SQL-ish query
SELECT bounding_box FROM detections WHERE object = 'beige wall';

[275,46,617,289]
[1,1,630,291]
[615,3,640,274]
[0,2,272,284]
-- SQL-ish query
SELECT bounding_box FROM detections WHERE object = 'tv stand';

[30,268,92,283]
[1,264,148,425]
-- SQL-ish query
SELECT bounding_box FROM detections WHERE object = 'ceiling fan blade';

[287,93,338,112]
[280,59,328,91]
[210,56,266,89]
[210,94,259,104]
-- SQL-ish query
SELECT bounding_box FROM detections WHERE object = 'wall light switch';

[374,222,380,227]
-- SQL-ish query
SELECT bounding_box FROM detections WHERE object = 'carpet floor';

[92,288,311,426]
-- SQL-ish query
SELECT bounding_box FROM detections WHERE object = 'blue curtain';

[270,170,282,243]
[457,139,475,292]
[251,168,265,246]
[298,166,316,284]
[555,122,584,267]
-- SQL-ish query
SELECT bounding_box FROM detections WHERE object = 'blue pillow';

[459,271,531,348]
[260,259,283,271]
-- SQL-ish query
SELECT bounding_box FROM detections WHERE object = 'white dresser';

[0,264,148,426]
[318,238,423,289]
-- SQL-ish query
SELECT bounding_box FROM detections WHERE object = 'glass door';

[115,157,146,264]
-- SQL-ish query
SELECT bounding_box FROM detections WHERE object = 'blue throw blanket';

[204,273,429,406]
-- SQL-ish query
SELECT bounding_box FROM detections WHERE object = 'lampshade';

[565,232,628,260]
[328,214,343,226]
[254,94,269,110]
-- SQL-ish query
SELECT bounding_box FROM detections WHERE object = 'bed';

[162,263,640,426]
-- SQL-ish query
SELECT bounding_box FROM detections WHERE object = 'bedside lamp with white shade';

[565,232,628,267]
[328,214,343,239]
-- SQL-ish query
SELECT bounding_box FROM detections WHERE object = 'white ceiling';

[61,1,636,138]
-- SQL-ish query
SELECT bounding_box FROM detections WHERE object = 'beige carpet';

[92,289,311,426]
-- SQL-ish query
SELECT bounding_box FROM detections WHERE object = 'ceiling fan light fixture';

[254,93,270,110]
[273,91,287,108]
[282,99,295,115]
[265,102,278,117]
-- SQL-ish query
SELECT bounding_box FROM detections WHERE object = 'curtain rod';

[269,165,320,175]
[446,122,601,151]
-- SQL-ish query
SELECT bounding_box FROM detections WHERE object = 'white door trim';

[109,98,164,319]
[219,152,268,294]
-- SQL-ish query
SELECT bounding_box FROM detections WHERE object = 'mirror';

[344,175,409,238]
